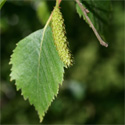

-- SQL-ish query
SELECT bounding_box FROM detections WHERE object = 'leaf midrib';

[36,26,49,111]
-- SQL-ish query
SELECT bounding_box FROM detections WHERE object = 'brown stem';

[75,0,108,47]
[59,0,62,5]
[56,0,62,7]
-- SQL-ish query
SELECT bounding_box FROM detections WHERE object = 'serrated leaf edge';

[9,25,65,122]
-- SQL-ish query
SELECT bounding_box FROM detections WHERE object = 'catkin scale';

[51,6,72,68]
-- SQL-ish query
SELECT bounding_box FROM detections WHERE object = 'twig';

[56,0,62,7]
[75,0,108,47]
[58,0,62,5]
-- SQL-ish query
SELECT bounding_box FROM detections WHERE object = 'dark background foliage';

[1,0,124,124]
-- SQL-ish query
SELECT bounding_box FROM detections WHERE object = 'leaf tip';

[39,116,44,123]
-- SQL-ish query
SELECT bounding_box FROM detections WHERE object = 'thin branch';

[56,0,62,7]
[75,0,108,47]
[58,0,62,5]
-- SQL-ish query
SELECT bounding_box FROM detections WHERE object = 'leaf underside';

[10,26,64,122]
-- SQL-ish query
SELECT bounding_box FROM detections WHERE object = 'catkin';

[51,6,72,68]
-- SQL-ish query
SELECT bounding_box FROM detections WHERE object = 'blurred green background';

[1,0,124,124]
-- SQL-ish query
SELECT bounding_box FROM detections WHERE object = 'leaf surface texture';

[10,26,64,121]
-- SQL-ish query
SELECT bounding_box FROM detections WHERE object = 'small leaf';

[0,0,6,9]
[10,26,64,122]
[76,0,112,38]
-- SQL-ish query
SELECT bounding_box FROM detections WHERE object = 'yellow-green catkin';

[51,6,72,68]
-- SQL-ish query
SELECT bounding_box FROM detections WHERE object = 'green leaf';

[0,0,6,9]
[10,26,64,122]
[76,0,111,38]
